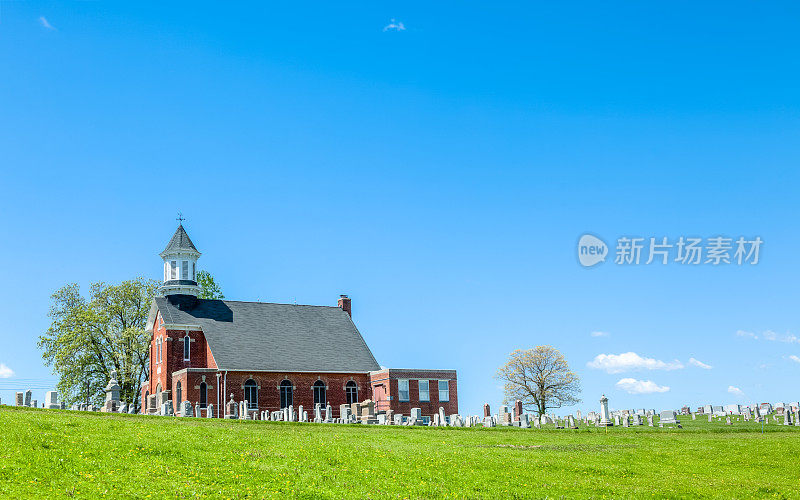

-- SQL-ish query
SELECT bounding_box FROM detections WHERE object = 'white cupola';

[159,223,201,297]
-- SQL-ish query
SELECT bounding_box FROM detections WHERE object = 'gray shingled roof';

[153,295,380,372]
[162,225,198,254]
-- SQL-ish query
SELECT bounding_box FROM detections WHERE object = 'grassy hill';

[1,406,798,498]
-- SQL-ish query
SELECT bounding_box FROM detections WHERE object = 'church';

[141,224,458,421]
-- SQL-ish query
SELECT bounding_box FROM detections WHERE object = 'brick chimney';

[338,294,352,317]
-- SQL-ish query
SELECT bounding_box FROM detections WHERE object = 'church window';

[183,334,190,361]
[176,381,182,405]
[313,380,326,406]
[398,379,409,402]
[345,381,358,405]
[418,380,430,402]
[244,379,258,410]
[438,380,449,402]
[199,382,207,408]
[279,380,293,409]
[181,261,189,280]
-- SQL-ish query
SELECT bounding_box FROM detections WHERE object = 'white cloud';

[0,363,14,378]
[728,386,744,396]
[736,330,758,339]
[39,16,55,30]
[615,378,670,395]
[689,357,712,370]
[764,330,800,344]
[590,331,609,337]
[788,355,800,364]
[383,19,406,32]
[737,329,800,343]
[587,352,684,374]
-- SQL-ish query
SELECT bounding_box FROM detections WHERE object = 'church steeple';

[159,221,201,297]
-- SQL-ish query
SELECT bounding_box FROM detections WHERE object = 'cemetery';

[1,390,799,498]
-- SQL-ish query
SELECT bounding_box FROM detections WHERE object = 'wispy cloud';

[728,385,744,396]
[788,355,800,364]
[587,352,684,374]
[0,363,14,378]
[39,16,56,30]
[737,329,800,343]
[689,357,712,370]
[383,19,406,32]
[590,331,609,338]
[616,378,669,394]
[736,330,758,339]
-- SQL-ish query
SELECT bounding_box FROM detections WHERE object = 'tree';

[196,270,224,300]
[38,278,158,410]
[496,345,581,416]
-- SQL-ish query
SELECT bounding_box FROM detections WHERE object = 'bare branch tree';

[496,345,581,416]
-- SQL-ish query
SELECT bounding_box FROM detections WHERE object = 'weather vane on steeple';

[176,212,185,224]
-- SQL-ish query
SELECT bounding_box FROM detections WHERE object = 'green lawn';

[1,407,798,499]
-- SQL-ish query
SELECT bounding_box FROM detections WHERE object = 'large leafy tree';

[197,270,224,300]
[496,345,581,416]
[38,278,158,410]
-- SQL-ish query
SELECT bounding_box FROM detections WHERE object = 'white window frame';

[398,379,410,402]
[418,380,430,402]
[438,380,449,402]
[183,334,190,361]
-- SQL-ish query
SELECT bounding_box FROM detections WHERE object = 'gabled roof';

[152,295,381,373]
[161,225,199,254]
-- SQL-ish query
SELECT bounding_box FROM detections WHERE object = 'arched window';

[200,382,207,408]
[176,381,182,405]
[183,334,190,361]
[244,379,258,410]
[279,380,293,409]
[313,380,326,406]
[346,381,358,405]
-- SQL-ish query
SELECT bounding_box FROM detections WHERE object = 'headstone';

[325,404,333,423]
[15,392,24,407]
[103,370,121,412]
[32,400,38,408]
[195,403,202,418]
[206,404,215,418]
[409,407,423,425]
[225,394,237,419]
[24,390,32,407]
[599,395,613,426]
[513,400,523,421]
[178,400,190,417]
[784,410,793,426]
[44,391,59,409]
[118,402,127,414]
[393,414,405,425]
[659,410,679,425]
[483,403,491,417]
[647,415,654,426]
[160,400,174,416]
[438,407,447,426]
[315,403,323,423]
[482,416,495,427]
[613,415,621,426]
[708,414,713,423]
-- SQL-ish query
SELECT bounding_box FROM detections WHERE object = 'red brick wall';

[370,369,458,417]
[215,372,371,417]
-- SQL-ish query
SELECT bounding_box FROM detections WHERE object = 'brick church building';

[141,224,457,420]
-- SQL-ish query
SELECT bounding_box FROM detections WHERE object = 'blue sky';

[1,2,799,415]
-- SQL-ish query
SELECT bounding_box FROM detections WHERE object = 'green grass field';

[1,407,799,499]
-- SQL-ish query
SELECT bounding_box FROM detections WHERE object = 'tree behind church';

[38,278,158,410]
[197,270,224,300]
[496,345,581,416]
